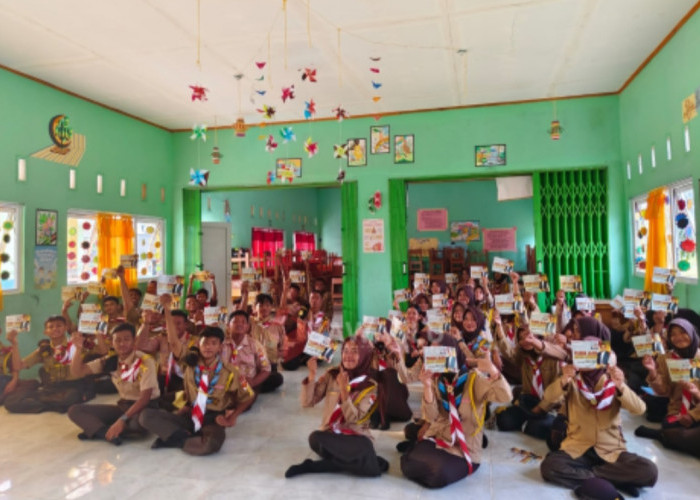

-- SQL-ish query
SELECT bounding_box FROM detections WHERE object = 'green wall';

[406,179,534,271]
[0,67,174,361]
[619,9,700,307]
[200,186,341,253]
[171,95,623,321]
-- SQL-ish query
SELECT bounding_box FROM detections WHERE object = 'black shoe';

[482,434,489,448]
[151,438,167,449]
[77,432,92,441]
[396,440,413,453]
[634,425,662,440]
[618,483,640,497]
[106,436,123,446]
[285,459,314,478]
[376,456,389,473]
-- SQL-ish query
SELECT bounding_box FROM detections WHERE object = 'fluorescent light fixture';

[17,158,26,181]
[96,174,103,193]
[626,161,631,180]
[69,169,76,189]
[637,154,643,174]
[667,137,672,160]
[651,146,656,168]
[120,179,126,197]
[684,125,691,152]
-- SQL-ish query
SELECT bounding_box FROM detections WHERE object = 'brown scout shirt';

[251,317,284,365]
[22,340,80,384]
[647,349,700,420]
[87,350,160,401]
[301,369,377,438]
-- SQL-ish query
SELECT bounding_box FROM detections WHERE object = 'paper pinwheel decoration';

[256,61,266,69]
[280,126,296,143]
[258,105,276,119]
[333,106,348,121]
[304,137,318,158]
[189,168,209,187]
[265,135,278,153]
[266,171,276,184]
[372,96,381,102]
[371,81,382,89]
[281,85,296,103]
[191,124,207,142]
[370,57,381,62]
[304,99,316,120]
[211,146,223,165]
[370,67,380,73]
[255,90,267,96]
[333,143,348,158]
[302,68,317,82]
[189,85,208,101]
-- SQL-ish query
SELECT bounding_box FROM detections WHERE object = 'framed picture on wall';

[475,144,506,167]
[276,158,302,181]
[36,209,58,246]
[347,138,367,167]
[394,134,414,164]
[370,125,390,154]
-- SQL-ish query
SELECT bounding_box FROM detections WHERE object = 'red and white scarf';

[576,374,616,411]
[191,371,209,432]
[53,342,76,365]
[327,375,375,435]
[432,378,473,474]
[526,356,544,399]
[119,357,142,383]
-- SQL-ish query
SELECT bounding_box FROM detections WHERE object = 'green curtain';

[182,188,202,290]
[341,181,359,336]
[389,179,409,302]
[534,168,610,308]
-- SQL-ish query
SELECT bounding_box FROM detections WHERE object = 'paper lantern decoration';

[233,118,247,137]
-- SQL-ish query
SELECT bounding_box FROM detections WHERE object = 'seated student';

[4,317,96,414]
[67,324,160,445]
[400,337,512,489]
[455,306,494,367]
[159,309,200,395]
[540,317,658,498]
[306,264,333,323]
[251,293,285,374]
[397,305,428,382]
[285,336,388,478]
[495,325,567,439]
[188,271,218,308]
[224,310,282,394]
[635,318,700,458]
[0,333,18,403]
[411,293,431,316]
[184,294,205,334]
[135,309,167,354]
[370,330,413,430]
[139,316,254,455]
[307,290,331,333]
[282,282,303,334]
[281,307,311,371]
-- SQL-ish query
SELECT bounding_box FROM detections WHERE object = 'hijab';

[457,286,475,306]
[329,335,375,384]
[462,305,486,343]
[668,318,699,359]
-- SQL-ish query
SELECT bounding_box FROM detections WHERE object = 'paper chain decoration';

[191,124,207,142]
[189,169,210,187]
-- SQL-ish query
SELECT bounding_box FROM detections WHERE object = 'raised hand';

[607,365,626,389]
[641,355,656,375]
[477,356,499,380]
[561,364,577,386]
[418,367,434,388]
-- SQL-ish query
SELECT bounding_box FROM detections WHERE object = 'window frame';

[0,202,23,294]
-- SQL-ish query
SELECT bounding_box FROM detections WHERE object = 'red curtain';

[294,231,316,252]
[251,228,284,269]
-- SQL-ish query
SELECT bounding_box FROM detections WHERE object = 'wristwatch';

[119,414,129,422]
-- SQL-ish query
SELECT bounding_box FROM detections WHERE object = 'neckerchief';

[191,359,223,432]
[526,355,544,399]
[327,375,376,435]
[575,374,616,410]
[467,334,490,356]
[119,356,142,382]
[432,372,473,473]
[53,342,75,365]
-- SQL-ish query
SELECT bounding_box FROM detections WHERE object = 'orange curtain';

[644,187,668,292]
[97,213,136,296]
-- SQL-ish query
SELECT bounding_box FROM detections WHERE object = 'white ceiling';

[0,0,695,130]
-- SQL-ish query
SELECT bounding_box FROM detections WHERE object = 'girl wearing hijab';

[400,336,512,488]
[635,318,700,458]
[494,323,567,439]
[285,336,388,478]
[455,306,499,370]
[540,317,658,498]
[370,328,413,430]
[455,286,475,309]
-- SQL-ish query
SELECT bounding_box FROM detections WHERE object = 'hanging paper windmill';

[304,99,316,120]
[189,168,209,187]
[280,126,296,143]
[191,124,207,142]
[371,81,382,89]
[255,90,267,96]
[265,135,278,152]
[281,85,296,103]
[258,105,276,120]
[256,62,266,69]
[370,57,381,62]
[333,106,348,121]
[302,68,317,82]
[304,137,318,158]
[333,143,348,158]
[189,85,208,101]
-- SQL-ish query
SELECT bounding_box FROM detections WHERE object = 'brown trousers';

[308,431,383,477]
[139,407,226,456]
[67,399,157,439]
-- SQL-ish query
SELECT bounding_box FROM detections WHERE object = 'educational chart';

[362,219,385,253]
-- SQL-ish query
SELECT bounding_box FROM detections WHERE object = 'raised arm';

[117,266,133,316]
[70,331,94,378]
[208,273,218,307]
[161,294,183,357]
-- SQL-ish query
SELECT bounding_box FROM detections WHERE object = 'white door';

[201,222,231,312]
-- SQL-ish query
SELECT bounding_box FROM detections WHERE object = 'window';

[0,203,22,293]
[67,211,164,284]
[631,177,697,281]
[251,228,284,270]
[293,231,316,252]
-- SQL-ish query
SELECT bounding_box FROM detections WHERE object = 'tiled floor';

[1,366,699,499]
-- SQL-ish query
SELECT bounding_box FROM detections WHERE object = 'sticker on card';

[522,274,548,293]
[652,267,677,286]
[5,314,31,333]
[575,297,595,313]
[81,303,102,314]
[423,346,458,373]
[431,293,447,309]
[361,316,380,341]
[120,254,138,269]
[667,358,694,382]
[204,306,227,326]
[632,334,665,357]
[559,275,583,293]
[495,293,516,315]
[426,309,449,335]
[78,312,107,334]
[529,312,556,337]
[610,295,625,310]
[492,257,514,275]
[571,340,610,369]
[413,273,429,294]
[192,270,211,281]
[158,275,184,297]
[393,289,410,304]
[289,270,305,284]
[390,316,405,341]
[470,266,487,281]
[141,293,161,312]
[241,267,260,283]
[444,273,458,285]
[303,331,339,363]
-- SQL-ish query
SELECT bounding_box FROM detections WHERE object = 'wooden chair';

[408,249,425,273]
[526,245,536,274]
[444,247,465,274]
[331,277,343,307]
[428,249,444,275]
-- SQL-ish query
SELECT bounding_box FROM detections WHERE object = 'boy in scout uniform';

[68,323,160,445]
[4,316,95,413]
[138,294,254,455]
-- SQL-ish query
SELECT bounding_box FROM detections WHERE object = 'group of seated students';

[1,262,699,499]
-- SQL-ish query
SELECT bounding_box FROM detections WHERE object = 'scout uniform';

[4,338,95,414]
[67,351,160,439]
[223,334,282,393]
[139,344,254,455]
[400,369,512,488]
[539,372,658,491]
[647,349,700,423]
[251,315,284,368]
